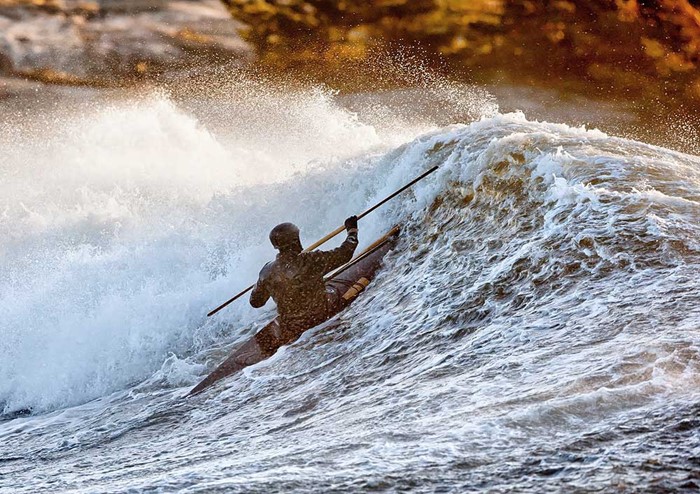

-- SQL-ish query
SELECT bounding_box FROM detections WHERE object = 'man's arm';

[249,267,271,308]
[312,216,359,274]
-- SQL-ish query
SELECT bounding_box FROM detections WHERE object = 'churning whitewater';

[1,86,699,492]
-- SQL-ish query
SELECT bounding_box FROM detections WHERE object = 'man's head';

[269,222,302,253]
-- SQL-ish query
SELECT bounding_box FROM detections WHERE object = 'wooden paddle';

[206,165,439,317]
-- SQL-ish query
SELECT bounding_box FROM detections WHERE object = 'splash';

[0,76,496,414]
[1,100,699,492]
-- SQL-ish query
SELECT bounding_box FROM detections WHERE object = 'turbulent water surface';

[1,82,699,493]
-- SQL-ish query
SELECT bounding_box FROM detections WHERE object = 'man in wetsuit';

[250,216,359,339]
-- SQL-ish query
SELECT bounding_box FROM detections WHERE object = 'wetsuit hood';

[270,222,302,253]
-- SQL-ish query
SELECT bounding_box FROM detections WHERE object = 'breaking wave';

[1,82,699,492]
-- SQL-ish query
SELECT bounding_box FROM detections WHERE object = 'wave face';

[1,87,699,493]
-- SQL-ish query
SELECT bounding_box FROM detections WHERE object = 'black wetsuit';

[250,232,358,334]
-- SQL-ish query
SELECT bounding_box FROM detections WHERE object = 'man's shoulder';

[259,260,276,277]
[299,250,326,261]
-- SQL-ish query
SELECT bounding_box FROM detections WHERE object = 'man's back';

[250,218,359,332]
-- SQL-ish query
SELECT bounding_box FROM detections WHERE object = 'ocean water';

[0,83,699,493]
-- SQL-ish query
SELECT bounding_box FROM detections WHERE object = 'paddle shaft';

[304,165,439,252]
[206,165,439,317]
[324,225,401,281]
[205,227,400,317]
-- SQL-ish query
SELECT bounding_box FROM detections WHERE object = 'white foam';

[2,91,699,418]
[0,87,454,414]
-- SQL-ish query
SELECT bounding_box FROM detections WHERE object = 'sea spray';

[0,81,493,414]
[1,83,699,492]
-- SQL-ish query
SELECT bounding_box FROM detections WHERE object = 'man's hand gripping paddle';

[206,165,439,317]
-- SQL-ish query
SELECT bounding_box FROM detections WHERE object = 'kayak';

[188,227,400,396]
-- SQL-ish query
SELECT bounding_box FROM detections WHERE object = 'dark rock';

[219,0,700,106]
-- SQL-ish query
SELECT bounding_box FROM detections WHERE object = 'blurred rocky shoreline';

[0,0,251,88]
[1,0,698,153]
